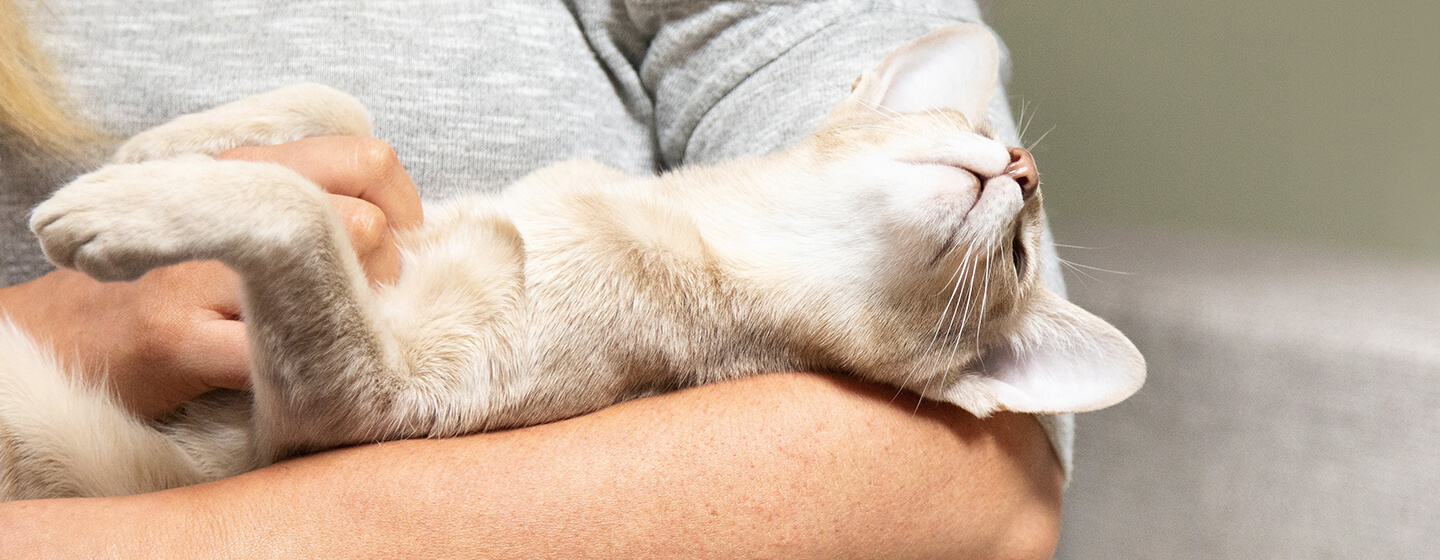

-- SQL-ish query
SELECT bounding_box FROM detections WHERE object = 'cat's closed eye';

[1011,226,1027,277]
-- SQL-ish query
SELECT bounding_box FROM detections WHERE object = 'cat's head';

[794,24,1145,416]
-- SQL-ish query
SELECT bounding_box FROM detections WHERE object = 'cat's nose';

[1005,147,1038,200]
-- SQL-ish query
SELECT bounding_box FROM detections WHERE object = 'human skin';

[0,137,419,417]
[0,373,1063,559]
[0,138,1063,557]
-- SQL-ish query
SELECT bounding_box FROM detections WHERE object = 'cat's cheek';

[866,163,981,238]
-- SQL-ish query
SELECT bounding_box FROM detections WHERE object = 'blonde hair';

[0,0,94,154]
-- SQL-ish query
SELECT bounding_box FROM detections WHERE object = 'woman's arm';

[1,135,1061,558]
[576,0,1076,478]
[0,372,1061,559]
[0,136,418,418]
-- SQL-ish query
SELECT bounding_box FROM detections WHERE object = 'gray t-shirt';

[2,0,1074,476]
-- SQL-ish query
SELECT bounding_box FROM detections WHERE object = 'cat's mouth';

[928,228,962,267]
[926,172,1027,270]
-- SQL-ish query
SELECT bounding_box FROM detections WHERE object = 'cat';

[0,23,1144,501]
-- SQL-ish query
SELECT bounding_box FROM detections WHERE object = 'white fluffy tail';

[0,320,204,501]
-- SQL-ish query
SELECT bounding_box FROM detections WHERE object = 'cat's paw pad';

[30,163,192,282]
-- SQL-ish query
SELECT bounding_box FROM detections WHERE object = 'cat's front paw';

[111,83,372,163]
[31,157,210,281]
[33,156,329,282]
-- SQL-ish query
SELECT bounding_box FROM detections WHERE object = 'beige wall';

[986,1,1440,260]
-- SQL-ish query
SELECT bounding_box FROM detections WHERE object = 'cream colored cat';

[0,24,1144,501]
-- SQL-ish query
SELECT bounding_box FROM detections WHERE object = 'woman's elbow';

[990,501,1062,560]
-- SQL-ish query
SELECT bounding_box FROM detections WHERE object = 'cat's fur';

[0,24,1144,501]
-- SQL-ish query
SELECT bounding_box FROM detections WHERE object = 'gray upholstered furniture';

[1054,227,1440,559]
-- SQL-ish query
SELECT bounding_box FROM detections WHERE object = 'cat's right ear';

[959,289,1147,415]
[838,23,1001,126]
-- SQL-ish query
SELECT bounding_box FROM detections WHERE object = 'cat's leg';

[0,321,205,501]
[110,83,371,164]
[30,157,415,458]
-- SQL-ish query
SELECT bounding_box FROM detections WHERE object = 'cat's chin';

[880,168,1029,270]
[925,175,1027,262]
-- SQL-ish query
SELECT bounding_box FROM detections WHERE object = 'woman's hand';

[0,136,421,418]
[218,137,423,283]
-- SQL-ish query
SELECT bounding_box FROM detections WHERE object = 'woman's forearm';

[0,372,1062,559]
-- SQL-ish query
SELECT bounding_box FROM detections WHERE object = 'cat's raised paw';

[111,83,372,163]
[31,156,222,281]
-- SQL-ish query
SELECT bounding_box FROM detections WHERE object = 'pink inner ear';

[982,337,1144,413]
[977,292,1147,414]
[858,23,1001,125]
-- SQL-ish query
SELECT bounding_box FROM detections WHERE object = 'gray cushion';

[1054,227,1440,559]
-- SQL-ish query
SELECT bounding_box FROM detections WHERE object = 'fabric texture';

[1,0,1074,475]
[1052,228,1440,559]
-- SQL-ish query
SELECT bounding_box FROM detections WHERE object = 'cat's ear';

[844,23,1001,126]
[968,289,1146,414]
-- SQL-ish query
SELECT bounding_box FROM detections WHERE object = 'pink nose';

[1005,147,1038,200]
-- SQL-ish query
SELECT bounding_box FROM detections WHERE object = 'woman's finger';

[179,319,252,391]
[217,137,423,231]
[329,194,401,283]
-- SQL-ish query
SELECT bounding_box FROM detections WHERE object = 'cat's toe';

[31,187,101,269]
[69,236,160,282]
[31,205,149,282]
[29,206,87,270]
[30,166,177,282]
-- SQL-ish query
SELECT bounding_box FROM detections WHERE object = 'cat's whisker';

[947,250,980,355]
[974,257,992,365]
[1056,257,1132,276]
[897,268,957,404]
[917,244,977,406]
[1024,124,1056,152]
[942,246,978,337]
[921,253,979,414]
[927,107,962,131]
[861,98,905,117]
[1057,259,1109,288]
[1017,100,1034,143]
[945,234,993,375]
[927,244,983,409]
[899,243,974,406]
[2,23,1159,504]
[857,99,908,125]
[1053,242,1103,250]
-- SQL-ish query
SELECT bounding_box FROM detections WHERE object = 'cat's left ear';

[967,289,1147,414]
[843,23,1001,126]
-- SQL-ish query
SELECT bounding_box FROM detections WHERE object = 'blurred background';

[984,1,1440,558]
